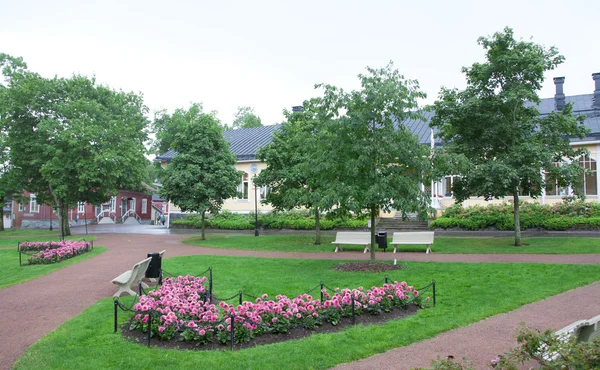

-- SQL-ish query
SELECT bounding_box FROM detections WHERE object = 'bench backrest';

[334,232,371,244]
[392,231,434,244]
[131,257,152,285]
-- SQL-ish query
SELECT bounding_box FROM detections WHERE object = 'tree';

[228,106,263,130]
[430,27,589,246]
[0,54,149,236]
[158,104,240,240]
[319,62,432,261]
[255,99,338,244]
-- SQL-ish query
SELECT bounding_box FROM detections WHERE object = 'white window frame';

[141,199,148,214]
[260,186,268,201]
[30,194,40,213]
[109,196,116,212]
[237,172,249,200]
[578,155,598,196]
[78,202,85,213]
[18,203,24,212]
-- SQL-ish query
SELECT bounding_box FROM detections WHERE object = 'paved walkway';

[1,231,599,369]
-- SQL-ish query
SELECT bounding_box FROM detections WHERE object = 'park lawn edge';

[181,234,600,254]
[12,257,600,370]
[0,246,106,290]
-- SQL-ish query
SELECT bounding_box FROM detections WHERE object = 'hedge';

[431,200,600,231]
[171,210,367,230]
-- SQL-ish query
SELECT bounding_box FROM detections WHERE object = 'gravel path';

[1,232,599,370]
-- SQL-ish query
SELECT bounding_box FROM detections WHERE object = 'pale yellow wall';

[223,161,274,213]
[165,160,274,215]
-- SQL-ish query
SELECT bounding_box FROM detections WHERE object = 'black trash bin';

[145,252,162,278]
[376,231,388,251]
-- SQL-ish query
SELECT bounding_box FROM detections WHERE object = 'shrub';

[431,200,600,231]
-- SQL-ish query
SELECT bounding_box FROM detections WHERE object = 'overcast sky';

[1,0,599,126]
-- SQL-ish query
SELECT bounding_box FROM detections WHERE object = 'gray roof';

[156,93,600,163]
[155,125,281,162]
[222,125,281,161]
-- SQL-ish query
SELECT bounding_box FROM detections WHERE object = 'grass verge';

[14,255,600,369]
[0,246,106,290]
[182,234,600,254]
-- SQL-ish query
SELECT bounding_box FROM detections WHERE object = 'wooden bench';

[111,257,152,297]
[332,232,372,253]
[390,231,435,254]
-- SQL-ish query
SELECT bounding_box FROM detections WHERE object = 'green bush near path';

[14,255,600,370]
[173,209,367,230]
[183,234,600,254]
[431,200,600,231]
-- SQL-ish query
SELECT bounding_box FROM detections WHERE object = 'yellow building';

[157,73,600,221]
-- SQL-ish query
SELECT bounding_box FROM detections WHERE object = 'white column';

[540,168,546,205]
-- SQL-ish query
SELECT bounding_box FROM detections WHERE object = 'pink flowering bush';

[19,240,92,265]
[131,275,426,345]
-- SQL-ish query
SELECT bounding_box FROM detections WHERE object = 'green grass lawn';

[14,255,600,370]
[0,230,101,289]
[182,234,600,254]
[0,246,106,289]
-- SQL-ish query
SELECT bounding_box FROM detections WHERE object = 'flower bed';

[130,275,427,346]
[19,240,92,265]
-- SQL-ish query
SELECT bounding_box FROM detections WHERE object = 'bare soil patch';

[122,304,419,351]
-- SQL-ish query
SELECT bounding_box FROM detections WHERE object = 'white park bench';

[556,313,600,342]
[111,257,152,297]
[390,231,435,254]
[332,232,372,253]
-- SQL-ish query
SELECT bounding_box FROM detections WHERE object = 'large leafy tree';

[255,99,338,244]
[227,106,263,130]
[0,54,149,236]
[158,104,240,240]
[319,62,432,261]
[430,27,589,246]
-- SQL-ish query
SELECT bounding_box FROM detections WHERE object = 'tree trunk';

[513,191,521,247]
[370,205,376,262]
[62,206,71,237]
[0,203,4,231]
[201,210,206,240]
[314,208,321,245]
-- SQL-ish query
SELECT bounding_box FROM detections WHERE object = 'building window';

[141,199,147,214]
[30,194,40,213]
[18,203,24,212]
[260,186,268,201]
[78,202,85,213]
[238,173,249,200]
[574,155,598,196]
[109,196,116,211]
[545,162,570,196]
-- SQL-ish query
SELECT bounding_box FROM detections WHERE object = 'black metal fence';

[113,267,436,350]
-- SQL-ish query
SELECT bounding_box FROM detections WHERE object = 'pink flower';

[272,317,278,323]
[158,326,166,333]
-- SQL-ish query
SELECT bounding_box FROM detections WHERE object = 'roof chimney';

[292,106,304,113]
[553,77,565,111]
[593,73,600,109]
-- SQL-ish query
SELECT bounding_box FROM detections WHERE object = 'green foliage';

[0,54,150,236]
[171,210,367,230]
[430,27,589,246]
[317,62,433,260]
[225,106,263,130]
[431,200,600,231]
[158,104,241,239]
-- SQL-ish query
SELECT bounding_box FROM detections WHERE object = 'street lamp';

[253,174,259,237]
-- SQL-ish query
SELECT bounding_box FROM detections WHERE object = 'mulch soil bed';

[121,304,419,351]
